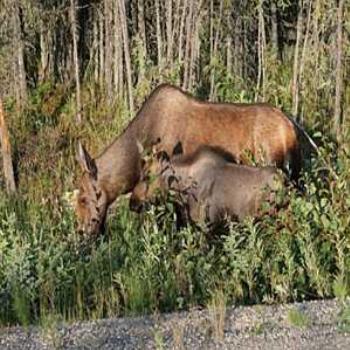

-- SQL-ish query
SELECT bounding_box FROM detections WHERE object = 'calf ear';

[157,150,170,162]
[77,141,98,179]
[172,141,183,156]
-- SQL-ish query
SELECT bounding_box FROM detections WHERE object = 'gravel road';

[1,299,349,349]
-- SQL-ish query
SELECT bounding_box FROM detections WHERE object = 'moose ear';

[157,150,170,162]
[77,141,98,179]
[172,141,183,156]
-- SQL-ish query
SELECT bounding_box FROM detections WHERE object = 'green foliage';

[0,136,349,326]
[0,65,350,327]
[338,305,350,333]
[287,308,310,329]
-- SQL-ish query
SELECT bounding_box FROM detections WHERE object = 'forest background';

[0,0,349,327]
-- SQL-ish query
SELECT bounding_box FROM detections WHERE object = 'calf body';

[130,147,285,224]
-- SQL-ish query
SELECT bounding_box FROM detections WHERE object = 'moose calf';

[130,144,286,225]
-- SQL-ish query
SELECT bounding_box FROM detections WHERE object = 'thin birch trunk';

[166,0,173,64]
[104,0,113,102]
[39,20,49,83]
[299,0,312,79]
[334,0,344,138]
[173,0,181,59]
[155,0,162,69]
[292,0,303,116]
[178,0,187,63]
[298,0,312,123]
[226,6,232,76]
[118,0,134,115]
[70,0,82,123]
[93,17,99,83]
[256,4,262,101]
[312,0,320,108]
[234,17,242,77]
[13,0,27,107]
[209,0,213,66]
[182,0,194,89]
[137,0,147,80]
[114,1,123,97]
[210,0,224,100]
[99,9,105,86]
[261,4,266,100]
[188,0,203,90]
[270,0,279,57]
[138,0,147,55]
[0,99,16,193]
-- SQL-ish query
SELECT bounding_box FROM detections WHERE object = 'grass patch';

[208,289,226,340]
[337,305,350,333]
[287,308,310,329]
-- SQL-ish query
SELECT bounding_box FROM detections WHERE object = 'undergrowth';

[0,80,349,327]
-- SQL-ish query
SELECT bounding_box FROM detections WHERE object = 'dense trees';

[0,0,349,137]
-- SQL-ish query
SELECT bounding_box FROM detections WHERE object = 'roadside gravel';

[1,299,349,349]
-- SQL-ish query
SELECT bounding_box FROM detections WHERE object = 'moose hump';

[75,84,301,235]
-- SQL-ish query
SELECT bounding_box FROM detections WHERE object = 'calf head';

[129,145,172,212]
[75,142,108,235]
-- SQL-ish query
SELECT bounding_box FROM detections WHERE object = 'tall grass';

[0,72,349,326]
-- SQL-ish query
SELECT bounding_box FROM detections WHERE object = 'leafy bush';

[0,80,349,326]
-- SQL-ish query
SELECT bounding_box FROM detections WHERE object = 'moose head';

[75,142,108,235]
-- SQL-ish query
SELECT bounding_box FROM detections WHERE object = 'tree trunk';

[155,0,162,69]
[270,0,279,58]
[226,5,232,76]
[93,15,99,83]
[104,0,113,102]
[188,0,203,90]
[39,20,50,83]
[233,16,242,78]
[292,0,303,116]
[182,0,194,89]
[113,2,123,97]
[13,0,27,108]
[0,99,16,193]
[138,0,147,55]
[178,0,187,63]
[210,0,224,100]
[173,0,181,59]
[334,0,344,138]
[166,0,173,64]
[137,0,147,81]
[118,0,134,115]
[99,9,105,87]
[261,3,266,100]
[298,0,312,123]
[256,1,263,101]
[70,0,82,123]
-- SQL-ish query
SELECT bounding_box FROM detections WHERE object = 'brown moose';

[130,145,286,224]
[75,84,302,235]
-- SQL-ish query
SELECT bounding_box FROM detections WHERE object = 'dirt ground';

[1,299,350,349]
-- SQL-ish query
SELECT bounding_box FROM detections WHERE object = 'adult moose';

[75,84,302,235]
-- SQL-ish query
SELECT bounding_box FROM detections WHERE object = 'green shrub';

[0,82,349,326]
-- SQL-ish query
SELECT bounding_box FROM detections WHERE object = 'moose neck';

[95,116,150,204]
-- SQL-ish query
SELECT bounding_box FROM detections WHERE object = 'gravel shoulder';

[1,299,349,349]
